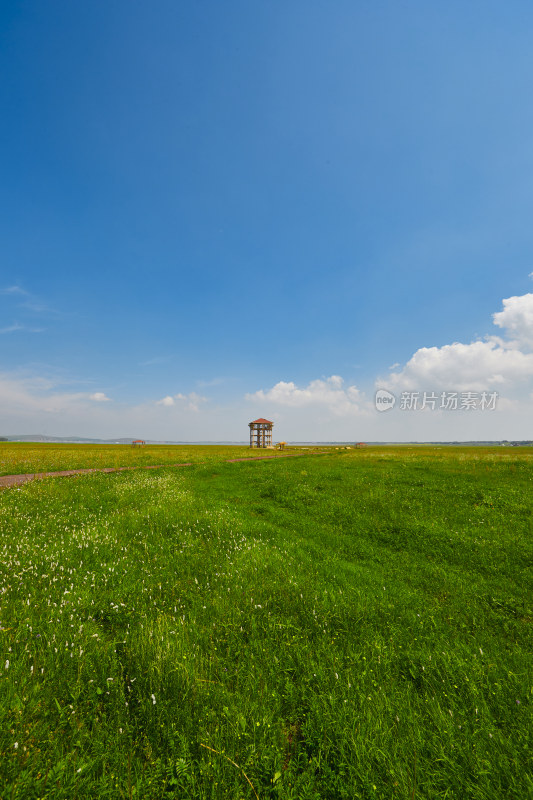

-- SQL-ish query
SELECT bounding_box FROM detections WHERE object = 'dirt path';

[0,452,320,490]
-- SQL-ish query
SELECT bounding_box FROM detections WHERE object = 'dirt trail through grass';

[0,452,319,489]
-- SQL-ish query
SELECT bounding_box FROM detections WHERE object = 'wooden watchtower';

[249,418,273,448]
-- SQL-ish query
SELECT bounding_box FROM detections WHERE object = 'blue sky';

[2,1,533,440]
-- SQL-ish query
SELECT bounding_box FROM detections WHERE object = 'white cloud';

[0,373,110,417]
[139,355,172,367]
[246,376,367,417]
[492,292,533,351]
[156,392,207,412]
[19,301,56,315]
[0,372,216,439]
[1,285,59,318]
[196,377,225,388]
[383,340,533,392]
[0,285,28,296]
[157,395,175,407]
[0,323,44,334]
[3,288,533,443]
[380,291,533,393]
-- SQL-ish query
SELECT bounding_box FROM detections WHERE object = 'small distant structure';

[277,441,287,450]
[132,439,146,447]
[249,418,273,448]
[355,442,367,448]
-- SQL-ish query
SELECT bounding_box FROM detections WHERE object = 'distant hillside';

[1,435,532,446]
[0,435,250,445]
[0,435,131,444]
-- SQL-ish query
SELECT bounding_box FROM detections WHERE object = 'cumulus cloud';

[156,392,207,412]
[492,292,533,351]
[246,376,366,417]
[380,291,533,392]
[89,392,111,402]
[384,340,533,392]
[157,395,175,407]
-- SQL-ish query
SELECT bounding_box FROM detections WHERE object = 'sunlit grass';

[0,447,531,798]
[0,442,324,476]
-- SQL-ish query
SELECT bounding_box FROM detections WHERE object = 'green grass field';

[0,445,531,799]
[0,442,324,476]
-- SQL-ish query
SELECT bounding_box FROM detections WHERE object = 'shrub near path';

[0,447,531,799]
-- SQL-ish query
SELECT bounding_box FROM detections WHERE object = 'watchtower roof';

[250,418,273,425]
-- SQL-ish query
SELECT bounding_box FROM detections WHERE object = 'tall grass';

[0,448,531,798]
[0,442,322,476]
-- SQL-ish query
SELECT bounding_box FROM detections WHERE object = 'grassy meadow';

[0,442,325,477]
[0,445,531,799]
